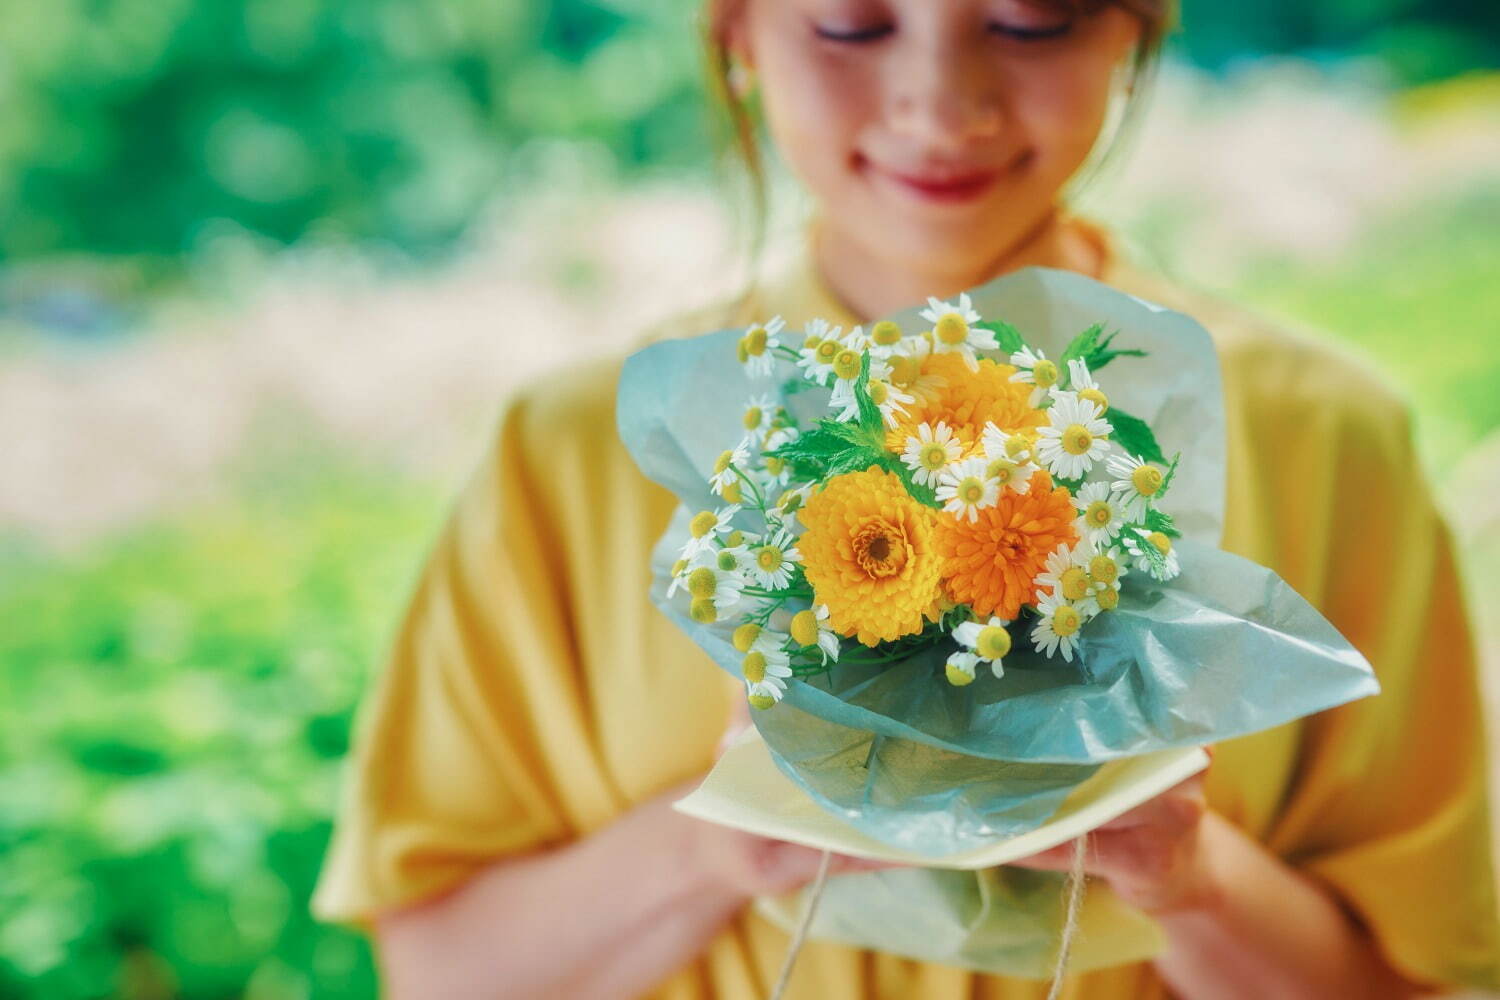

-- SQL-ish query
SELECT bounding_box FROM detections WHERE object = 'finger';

[1095,774,1206,831]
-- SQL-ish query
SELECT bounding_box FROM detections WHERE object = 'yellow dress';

[312,213,1500,997]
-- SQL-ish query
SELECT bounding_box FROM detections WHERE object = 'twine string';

[767,849,833,1000]
[1046,834,1091,1000]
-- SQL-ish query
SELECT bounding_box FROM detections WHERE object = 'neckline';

[787,210,1128,328]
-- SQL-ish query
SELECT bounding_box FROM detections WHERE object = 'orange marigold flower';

[799,465,944,647]
[885,352,1044,455]
[937,469,1078,621]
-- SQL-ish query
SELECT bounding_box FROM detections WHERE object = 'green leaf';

[1059,323,1106,371]
[853,350,883,433]
[1105,407,1167,465]
[975,319,1025,355]
[1144,508,1181,539]
[781,375,817,396]
[1158,451,1182,498]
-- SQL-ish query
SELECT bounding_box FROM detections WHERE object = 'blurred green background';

[2,2,1498,998]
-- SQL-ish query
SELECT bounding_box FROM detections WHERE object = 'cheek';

[1006,58,1115,168]
[755,45,874,188]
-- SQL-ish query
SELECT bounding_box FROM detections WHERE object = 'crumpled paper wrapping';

[616,266,1380,976]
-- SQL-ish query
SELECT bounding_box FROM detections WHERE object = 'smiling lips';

[867,154,1020,204]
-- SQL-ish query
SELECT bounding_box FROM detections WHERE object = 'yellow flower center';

[790,609,819,647]
[869,380,890,405]
[735,339,749,363]
[765,456,785,477]
[1095,586,1120,611]
[1089,554,1119,584]
[986,458,1017,484]
[721,480,743,504]
[732,623,762,652]
[716,551,738,572]
[745,327,768,355]
[816,339,839,362]
[804,333,821,349]
[887,355,919,387]
[853,521,907,579]
[1004,435,1031,459]
[743,651,767,683]
[1033,359,1059,388]
[958,477,986,504]
[687,567,718,599]
[945,661,975,686]
[689,511,718,538]
[1079,388,1109,412]
[779,490,804,514]
[935,313,969,345]
[919,442,950,472]
[871,320,903,346]
[726,530,744,547]
[1086,501,1114,528]
[671,558,689,577]
[1060,567,1090,601]
[1063,425,1094,456]
[748,693,775,709]
[832,348,863,381]
[743,407,763,430]
[1052,605,1081,636]
[713,450,734,475]
[1148,531,1172,555]
[976,625,1012,660]
[1131,465,1163,496]
[755,546,783,573]
[690,598,717,624]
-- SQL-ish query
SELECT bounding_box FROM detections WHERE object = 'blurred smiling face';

[730,0,1142,275]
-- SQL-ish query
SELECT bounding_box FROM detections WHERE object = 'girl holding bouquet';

[313,1,1500,996]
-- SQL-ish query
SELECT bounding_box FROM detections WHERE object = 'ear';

[721,0,756,70]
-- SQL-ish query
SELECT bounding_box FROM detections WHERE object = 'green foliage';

[0,458,444,1000]
[975,319,1025,356]
[1105,407,1167,466]
[1059,324,1146,375]
[1144,508,1181,539]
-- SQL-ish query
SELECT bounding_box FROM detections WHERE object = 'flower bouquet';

[616,266,1379,977]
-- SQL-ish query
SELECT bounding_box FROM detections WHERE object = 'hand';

[1006,746,1219,916]
[683,695,903,900]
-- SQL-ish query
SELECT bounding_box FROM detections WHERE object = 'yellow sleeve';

[1263,379,1500,991]
[311,384,616,925]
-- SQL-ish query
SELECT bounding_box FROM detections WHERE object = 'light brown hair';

[699,0,1179,291]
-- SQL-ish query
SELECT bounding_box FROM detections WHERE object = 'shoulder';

[1112,262,1415,458]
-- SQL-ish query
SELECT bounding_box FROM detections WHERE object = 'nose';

[885,36,1005,148]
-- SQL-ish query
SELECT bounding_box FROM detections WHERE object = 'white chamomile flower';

[749,528,802,590]
[665,556,693,599]
[952,615,1012,678]
[945,650,982,686]
[773,483,815,528]
[1073,481,1126,546]
[885,336,947,407]
[738,316,785,378]
[764,424,800,453]
[796,318,842,384]
[901,421,963,487]
[1031,591,1087,662]
[708,440,752,497]
[830,352,892,417]
[679,504,741,560]
[790,604,841,665]
[1009,345,1061,407]
[836,373,913,427]
[1034,538,1094,604]
[682,564,746,624]
[1036,391,1113,480]
[740,394,778,446]
[1076,546,1127,616]
[758,452,793,491]
[695,540,755,578]
[935,457,1000,523]
[1124,527,1181,581]
[743,646,793,709]
[1106,451,1166,523]
[920,293,996,371]
[864,319,908,360]
[980,424,1039,494]
[1060,358,1109,415]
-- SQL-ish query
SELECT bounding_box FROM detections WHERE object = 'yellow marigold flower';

[799,466,944,646]
[884,353,1044,456]
[937,469,1079,621]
